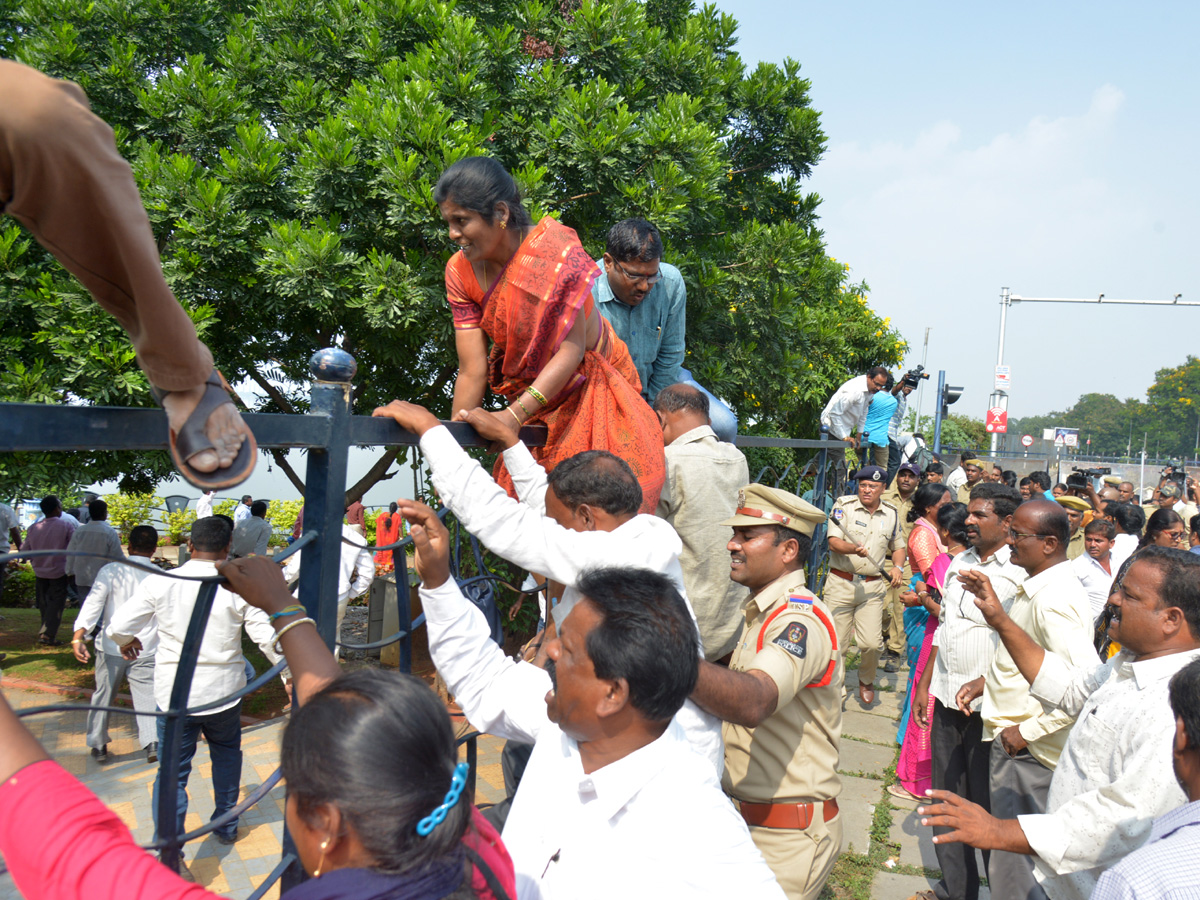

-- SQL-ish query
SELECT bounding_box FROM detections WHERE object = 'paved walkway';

[1,662,988,900]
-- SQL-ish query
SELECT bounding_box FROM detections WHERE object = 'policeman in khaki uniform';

[956,456,985,505]
[880,461,920,665]
[1057,494,1090,560]
[823,465,905,705]
[690,484,843,900]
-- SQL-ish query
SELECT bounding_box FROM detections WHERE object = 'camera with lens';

[900,365,931,389]
[1066,466,1110,492]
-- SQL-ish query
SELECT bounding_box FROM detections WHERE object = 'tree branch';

[566,190,600,201]
[269,448,306,494]
[346,447,400,505]
[247,364,297,414]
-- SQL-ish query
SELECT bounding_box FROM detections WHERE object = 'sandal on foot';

[152,370,257,490]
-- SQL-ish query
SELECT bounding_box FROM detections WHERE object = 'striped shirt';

[929,544,1024,708]
[1090,799,1200,900]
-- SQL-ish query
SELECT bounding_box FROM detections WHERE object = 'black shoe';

[91,745,109,764]
[145,742,158,763]
[884,659,898,674]
[214,830,239,845]
[37,636,63,647]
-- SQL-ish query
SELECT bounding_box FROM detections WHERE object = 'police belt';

[737,798,840,829]
[829,567,881,583]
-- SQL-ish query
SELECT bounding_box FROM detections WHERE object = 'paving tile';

[871,871,938,900]
[838,736,896,777]
[889,806,987,875]
[844,709,902,746]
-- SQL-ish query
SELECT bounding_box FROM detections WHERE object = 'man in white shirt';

[1072,519,1116,619]
[71,525,160,764]
[947,501,1101,900]
[653,383,749,660]
[282,523,373,659]
[230,499,272,558]
[909,482,1025,900]
[108,516,280,849]
[920,546,1200,900]
[372,400,722,770]
[65,499,125,604]
[1108,502,1145,574]
[196,490,215,520]
[944,456,968,498]
[402,499,784,900]
[819,367,889,452]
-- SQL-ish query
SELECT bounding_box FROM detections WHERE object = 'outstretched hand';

[399,500,451,589]
[372,401,441,437]
[956,569,1007,628]
[918,790,1031,853]
[216,555,294,616]
[456,407,519,451]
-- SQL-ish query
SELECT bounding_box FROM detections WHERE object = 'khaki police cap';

[1056,495,1091,512]
[720,483,827,537]
[1102,475,1122,486]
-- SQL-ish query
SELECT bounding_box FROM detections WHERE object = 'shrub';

[104,492,160,539]
[163,508,197,545]
[1,565,36,608]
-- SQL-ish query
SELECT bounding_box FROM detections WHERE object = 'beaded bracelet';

[272,616,316,654]
[507,406,523,426]
[526,386,548,407]
[269,604,306,621]
[514,396,533,418]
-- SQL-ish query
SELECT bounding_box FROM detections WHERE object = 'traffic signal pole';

[933,369,946,454]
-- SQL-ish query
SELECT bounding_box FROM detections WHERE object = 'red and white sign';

[1021,434,1034,447]
[985,407,1008,433]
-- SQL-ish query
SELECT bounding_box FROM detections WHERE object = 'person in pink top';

[21,495,78,645]
[0,556,514,900]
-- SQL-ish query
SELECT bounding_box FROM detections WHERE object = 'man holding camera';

[820,367,890,456]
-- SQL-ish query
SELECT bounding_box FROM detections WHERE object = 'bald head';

[654,382,711,445]
[1022,499,1071,548]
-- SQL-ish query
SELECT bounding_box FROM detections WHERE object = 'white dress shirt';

[196,492,214,520]
[75,556,160,657]
[1018,647,1200,900]
[282,524,374,612]
[420,425,723,771]
[944,465,967,496]
[64,520,125,586]
[233,503,252,524]
[819,375,871,441]
[421,577,784,900]
[107,559,280,713]
[1110,532,1138,574]
[929,545,1024,709]
[1070,551,1114,619]
[981,560,1097,769]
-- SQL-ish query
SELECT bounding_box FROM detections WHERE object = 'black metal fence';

[0,347,848,895]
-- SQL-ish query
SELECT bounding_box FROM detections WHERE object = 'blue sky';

[713,1,1199,427]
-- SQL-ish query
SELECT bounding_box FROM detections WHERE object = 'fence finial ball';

[310,347,357,383]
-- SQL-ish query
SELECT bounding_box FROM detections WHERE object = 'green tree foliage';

[1,0,905,498]
[1145,356,1200,458]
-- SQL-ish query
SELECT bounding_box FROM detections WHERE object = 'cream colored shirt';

[722,572,842,804]
[981,560,1096,769]
[827,495,901,577]
[657,424,749,660]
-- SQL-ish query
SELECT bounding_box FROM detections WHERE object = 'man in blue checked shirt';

[593,218,738,441]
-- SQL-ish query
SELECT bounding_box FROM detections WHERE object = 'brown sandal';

[152,370,257,490]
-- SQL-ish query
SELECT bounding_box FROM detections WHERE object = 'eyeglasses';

[613,260,661,285]
[1010,531,1051,542]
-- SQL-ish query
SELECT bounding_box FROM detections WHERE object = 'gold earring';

[499,219,507,230]
[313,838,330,877]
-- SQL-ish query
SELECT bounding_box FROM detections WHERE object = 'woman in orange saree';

[374,502,402,572]
[434,157,664,511]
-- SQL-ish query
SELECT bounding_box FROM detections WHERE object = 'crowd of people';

[2,59,1199,900]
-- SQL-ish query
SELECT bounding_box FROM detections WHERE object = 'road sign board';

[1021,434,1034,447]
[985,406,1008,433]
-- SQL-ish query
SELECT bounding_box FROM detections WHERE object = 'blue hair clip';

[416,762,470,836]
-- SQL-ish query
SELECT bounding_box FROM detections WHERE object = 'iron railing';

[0,347,849,895]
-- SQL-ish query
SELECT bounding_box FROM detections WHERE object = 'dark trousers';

[931,700,991,900]
[34,575,69,642]
[987,739,1052,900]
[153,701,243,843]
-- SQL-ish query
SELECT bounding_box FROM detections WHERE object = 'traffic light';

[941,383,964,417]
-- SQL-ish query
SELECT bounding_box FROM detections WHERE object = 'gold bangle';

[507,406,523,426]
[514,397,533,418]
[527,386,548,407]
[71,640,83,645]
[272,616,317,654]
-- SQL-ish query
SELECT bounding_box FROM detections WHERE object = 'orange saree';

[374,511,402,571]
[445,217,665,511]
